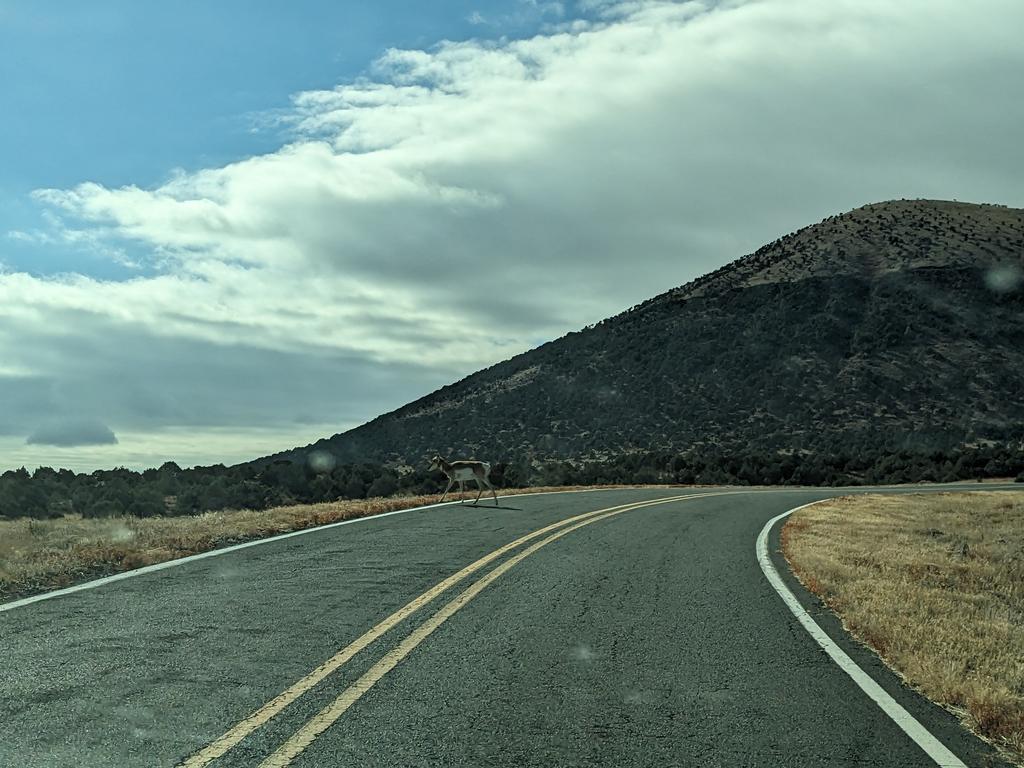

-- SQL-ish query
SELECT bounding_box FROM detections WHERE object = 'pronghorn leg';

[440,478,454,501]
[458,480,465,502]
[473,476,484,504]
[483,475,498,504]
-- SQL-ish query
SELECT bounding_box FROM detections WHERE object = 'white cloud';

[4,0,1024,469]
[465,0,565,29]
[7,230,51,244]
[6,211,136,266]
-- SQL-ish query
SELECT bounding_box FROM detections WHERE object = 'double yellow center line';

[180,491,725,767]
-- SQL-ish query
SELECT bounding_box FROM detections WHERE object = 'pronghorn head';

[428,454,445,472]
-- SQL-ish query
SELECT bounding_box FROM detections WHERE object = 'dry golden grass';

[0,484,659,603]
[783,492,1024,766]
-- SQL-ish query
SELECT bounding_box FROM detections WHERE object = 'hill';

[263,199,1024,470]
[5,199,1023,523]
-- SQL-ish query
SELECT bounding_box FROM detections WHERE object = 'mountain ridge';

[257,198,1024,469]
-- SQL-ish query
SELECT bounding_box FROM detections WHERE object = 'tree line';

[1,443,1022,520]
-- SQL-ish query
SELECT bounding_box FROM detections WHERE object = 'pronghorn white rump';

[429,454,498,505]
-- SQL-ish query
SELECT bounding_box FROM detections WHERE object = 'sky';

[1,0,1023,472]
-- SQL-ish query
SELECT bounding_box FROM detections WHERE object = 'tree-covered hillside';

[267,200,1024,468]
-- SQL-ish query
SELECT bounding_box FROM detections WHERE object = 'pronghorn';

[429,454,498,505]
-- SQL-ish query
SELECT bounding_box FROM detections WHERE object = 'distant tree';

[761,462,783,485]
[18,484,52,518]
[175,486,203,515]
[308,474,339,503]
[152,471,180,496]
[128,489,166,518]
[32,466,58,481]
[500,462,530,489]
[85,499,124,518]
[366,474,399,498]
[486,463,507,489]
[199,477,232,512]
[343,477,366,499]
[633,466,662,485]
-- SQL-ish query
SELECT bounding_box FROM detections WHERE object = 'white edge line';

[0,486,663,614]
[756,501,968,768]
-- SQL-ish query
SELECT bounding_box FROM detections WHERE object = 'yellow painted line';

[178,492,710,768]
[259,492,734,768]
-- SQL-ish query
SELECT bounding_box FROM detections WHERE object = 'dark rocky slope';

[261,200,1024,468]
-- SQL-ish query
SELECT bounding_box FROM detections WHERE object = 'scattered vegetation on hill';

[266,199,1024,468]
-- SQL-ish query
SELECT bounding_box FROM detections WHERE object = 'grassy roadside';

[782,492,1024,766]
[0,484,665,604]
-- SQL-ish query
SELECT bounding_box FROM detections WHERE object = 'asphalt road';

[0,486,1016,768]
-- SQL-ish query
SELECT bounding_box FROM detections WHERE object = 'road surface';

[0,486,1015,767]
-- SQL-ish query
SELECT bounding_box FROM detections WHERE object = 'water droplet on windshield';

[109,524,134,542]
[985,263,1022,293]
[308,450,337,473]
[570,644,597,661]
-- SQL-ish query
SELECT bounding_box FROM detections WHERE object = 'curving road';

[0,486,1015,767]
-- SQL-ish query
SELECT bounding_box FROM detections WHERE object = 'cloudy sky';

[2,0,1022,472]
